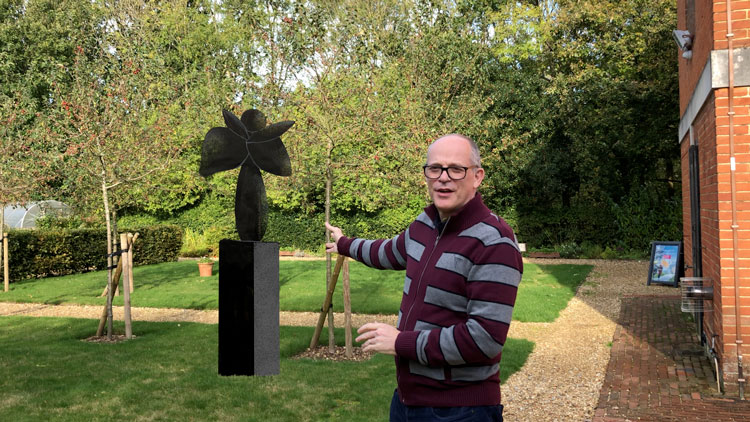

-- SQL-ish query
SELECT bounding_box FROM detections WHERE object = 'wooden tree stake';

[121,234,132,339]
[127,233,135,293]
[3,232,8,293]
[343,258,352,358]
[0,233,3,292]
[96,257,124,337]
[310,254,346,349]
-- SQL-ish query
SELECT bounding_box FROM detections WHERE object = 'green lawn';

[513,263,593,322]
[0,260,592,322]
[279,260,405,314]
[0,317,534,421]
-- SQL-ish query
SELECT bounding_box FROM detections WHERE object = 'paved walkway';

[593,295,750,421]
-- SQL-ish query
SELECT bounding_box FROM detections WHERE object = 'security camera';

[673,29,693,51]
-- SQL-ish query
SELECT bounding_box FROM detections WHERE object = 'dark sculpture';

[199,109,294,241]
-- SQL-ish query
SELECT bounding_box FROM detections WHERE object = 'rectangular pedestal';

[218,240,280,376]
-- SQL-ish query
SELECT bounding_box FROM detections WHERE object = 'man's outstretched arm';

[324,222,408,271]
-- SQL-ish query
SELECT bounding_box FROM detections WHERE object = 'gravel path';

[0,303,398,327]
[502,258,677,422]
[0,258,678,421]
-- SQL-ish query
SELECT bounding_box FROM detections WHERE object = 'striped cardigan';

[336,193,522,407]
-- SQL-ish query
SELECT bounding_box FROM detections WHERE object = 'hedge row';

[264,207,418,252]
[512,187,683,254]
[0,225,183,283]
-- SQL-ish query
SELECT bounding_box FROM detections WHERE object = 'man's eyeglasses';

[423,165,477,180]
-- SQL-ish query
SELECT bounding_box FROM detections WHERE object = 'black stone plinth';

[218,240,279,376]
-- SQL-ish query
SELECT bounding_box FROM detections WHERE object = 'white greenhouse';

[2,201,73,229]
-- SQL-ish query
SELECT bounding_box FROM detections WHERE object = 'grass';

[279,260,405,314]
[1,261,220,309]
[0,260,592,323]
[513,264,593,322]
[0,316,534,421]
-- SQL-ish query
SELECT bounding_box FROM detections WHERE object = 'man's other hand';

[356,322,400,356]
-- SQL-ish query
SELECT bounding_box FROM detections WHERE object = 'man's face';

[425,136,484,220]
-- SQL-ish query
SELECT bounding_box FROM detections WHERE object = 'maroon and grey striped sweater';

[336,193,523,407]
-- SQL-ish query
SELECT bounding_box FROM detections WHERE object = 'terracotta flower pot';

[198,262,214,277]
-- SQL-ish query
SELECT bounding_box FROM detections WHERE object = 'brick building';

[678,0,750,397]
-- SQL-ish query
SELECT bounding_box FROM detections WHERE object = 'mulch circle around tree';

[293,346,374,362]
[83,334,135,344]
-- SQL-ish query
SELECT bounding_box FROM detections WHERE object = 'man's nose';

[438,168,452,181]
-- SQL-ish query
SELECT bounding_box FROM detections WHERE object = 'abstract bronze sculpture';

[199,109,294,240]
[200,109,293,376]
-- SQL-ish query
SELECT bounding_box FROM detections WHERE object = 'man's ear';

[473,167,485,189]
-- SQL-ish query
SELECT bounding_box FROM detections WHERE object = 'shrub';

[264,211,325,252]
[556,242,582,259]
[5,229,107,282]
[514,197,617,248]
[180,228,212,257]
[264,205,420,252]
[0,225,182,284]
[612,185,682,254]
[35,215,86,230]
[123,225,183,266]
[580,241,604,259]
[600,246,618,260]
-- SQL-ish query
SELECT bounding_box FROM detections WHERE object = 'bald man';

[326,134,522,421]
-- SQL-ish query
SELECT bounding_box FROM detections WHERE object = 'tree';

[0,0,95,290]
[480,0,680,249]
[0,94,61,290]
[46,0,191,338]
[120,0,254,217]
[265,0,503,222]
[5,0,681,257]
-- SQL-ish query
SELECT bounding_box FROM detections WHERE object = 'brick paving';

[593,295,750,421]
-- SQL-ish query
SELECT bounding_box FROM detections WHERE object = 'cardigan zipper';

[402,216,450,330]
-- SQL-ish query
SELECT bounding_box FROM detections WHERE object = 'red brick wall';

[714,84,750,392]
[679,0,750,395]
[678,2,750,115]
[714,1,750,50]
[678,1,714,114]
[682,95,719,280]
[700,96,723,366]
[682,136,693,276]
[681,95,722,352]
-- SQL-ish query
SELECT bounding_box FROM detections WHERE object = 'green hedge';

[4,229,107,282]
[123,225,184,266]
[264,212,326,251]
[119,190,424,253]
[264,207,418,252]
[0,225,183,284]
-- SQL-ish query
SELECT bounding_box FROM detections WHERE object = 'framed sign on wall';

[647,241,682,287]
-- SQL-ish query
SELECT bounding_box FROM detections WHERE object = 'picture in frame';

[647,241,682,287]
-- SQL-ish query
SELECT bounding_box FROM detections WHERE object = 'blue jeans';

[389,390,503,422]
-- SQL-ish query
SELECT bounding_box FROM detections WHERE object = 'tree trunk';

[101,164,114,340]
[96,256,124,337]
[128,232,135,293]
[310,255,345,349]
[325,138,334,352]
[112,208,119,296]
[2,233,7,293]
[1,206,6,292]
